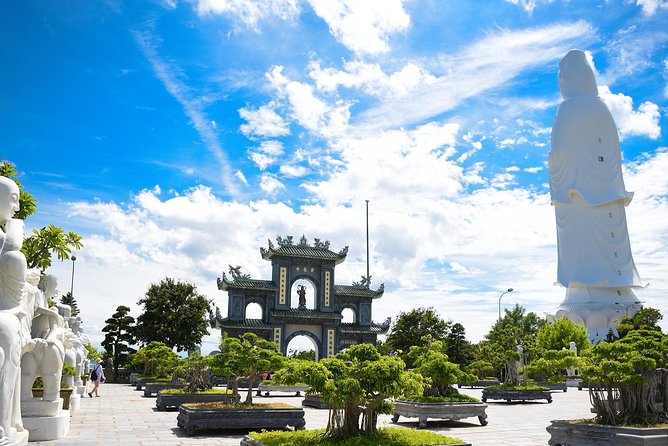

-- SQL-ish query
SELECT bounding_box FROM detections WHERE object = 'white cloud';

[196,0,300,29]
[248,141,286,170]
[359,21,596,130]
[239,103,290,138]
[599,85,661,140]
[308,60,437,97]
[250,152,275,170]
[524,166,543,173]
[260,173,285,194]
[505,0,538,13]
[133,29,239,195]
[306,0,410,56]
[279,164,309,177]
[632,0,668,16]
[258,140,285,156]
[267,66,351,137]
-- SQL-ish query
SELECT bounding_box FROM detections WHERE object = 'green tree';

[134,277,212,352]
[408,340,475,397]
[213,332,287,404]
[535,317,590,353]
[101,305,137,382]
[616,307,663,339]
[59,292,79,317]
[131,341,180,377]
[386,307,450,367]
[1,160,82,271]
[274,344,423,438]
[525,349,581,383]
[582,329,668,425]
[288,349,316,361]
[483,304,544,384]
[445,322,473,366]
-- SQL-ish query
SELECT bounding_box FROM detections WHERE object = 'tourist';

[88,358,105,397]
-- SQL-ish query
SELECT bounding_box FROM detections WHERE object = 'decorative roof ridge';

[259,234,349,262]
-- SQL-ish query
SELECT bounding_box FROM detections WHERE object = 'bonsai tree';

[525,349,581,383]
[274,343,423,438]
[582,328,668,425]
[407,339,475,399]
[175,352,215,393]
[131,341,180,378]
[466,360,495,380]
[213,332,286,404]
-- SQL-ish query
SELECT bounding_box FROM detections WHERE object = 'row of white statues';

[1,176,89,445]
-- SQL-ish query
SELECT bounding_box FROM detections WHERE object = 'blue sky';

[2,0,667,352]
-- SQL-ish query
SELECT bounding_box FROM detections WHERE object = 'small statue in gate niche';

[297,285,306,310]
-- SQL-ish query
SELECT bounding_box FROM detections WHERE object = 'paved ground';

[31,383,594,445]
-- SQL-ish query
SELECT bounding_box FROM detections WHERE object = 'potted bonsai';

[156,352,239,410]
[254,343,469,445]
[130,341,184,394]
[525,349,580,392]
[175,333,302,435]
[547,325,668,445]
[392,340,488,428]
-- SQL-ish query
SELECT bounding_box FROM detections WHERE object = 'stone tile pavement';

[31,383,594,445]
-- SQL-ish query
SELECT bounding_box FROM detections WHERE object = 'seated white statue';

[0,176,27,445]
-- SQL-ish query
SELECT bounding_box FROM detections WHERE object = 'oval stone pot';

[155,391,240,411]
[176,405,306,435]
[547,419,668,445]
[392,400,488,428]
[482,388,552,403]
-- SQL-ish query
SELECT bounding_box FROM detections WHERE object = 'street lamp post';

[70,255,77,297]
[498,288,514,321]
[615,301,641,317]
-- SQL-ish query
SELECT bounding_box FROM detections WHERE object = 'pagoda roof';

[260,235,348,264]
[339,322,390,334]
[217,275,277,292]
[334,284,385,298]
[214,318,273,330]
[270,309,343,320]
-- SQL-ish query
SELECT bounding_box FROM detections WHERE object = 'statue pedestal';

[75,385,86,397]
[69,393,81,413]
[22,410,70,441]
[21,398,62,417]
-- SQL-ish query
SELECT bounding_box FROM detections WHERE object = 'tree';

[59,292,79,317]
[134,277,212,352]
[582,329,668,425]
[288,349,316,361]
[535,317,590,353]
[213,332,287,404]
[616,307,663,339]
[274,344,423,438]
[1,160,82,271]
[101,305,137,381]
[131,341,180,377]
[525,349,580,383]
[483,304,544,384]
[407,340,475,397]
[386,307,450,367]
[445,322,473,366]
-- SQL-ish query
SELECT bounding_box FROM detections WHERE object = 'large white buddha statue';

[548,49,644,340]
[0,176,29,445]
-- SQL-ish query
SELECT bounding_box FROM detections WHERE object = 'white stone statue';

[0,176,29,446]
[20,274,67,404]
[548,49,644,340]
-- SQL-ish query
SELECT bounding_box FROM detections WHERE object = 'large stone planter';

[257,383,309,396]
[31,388,74,410]
[458,379,500,388]
[392,400,488,428]
[155,391,240,411]
[481,388,552,403]
[143,382,184,397]
[547,419,668,445]
[537,382,568,392]
[302,394,329,409]
[176,404,306,435]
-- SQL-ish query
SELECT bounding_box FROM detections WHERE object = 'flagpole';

[366,200,370,287]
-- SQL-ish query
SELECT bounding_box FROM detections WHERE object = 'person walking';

[88,358,105,397]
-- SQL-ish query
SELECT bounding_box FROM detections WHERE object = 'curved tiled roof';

[261,244,347,264]
[215,318,273,330]
[334,284,384,298]
[339,322,390,334]
[218,277,277,292]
